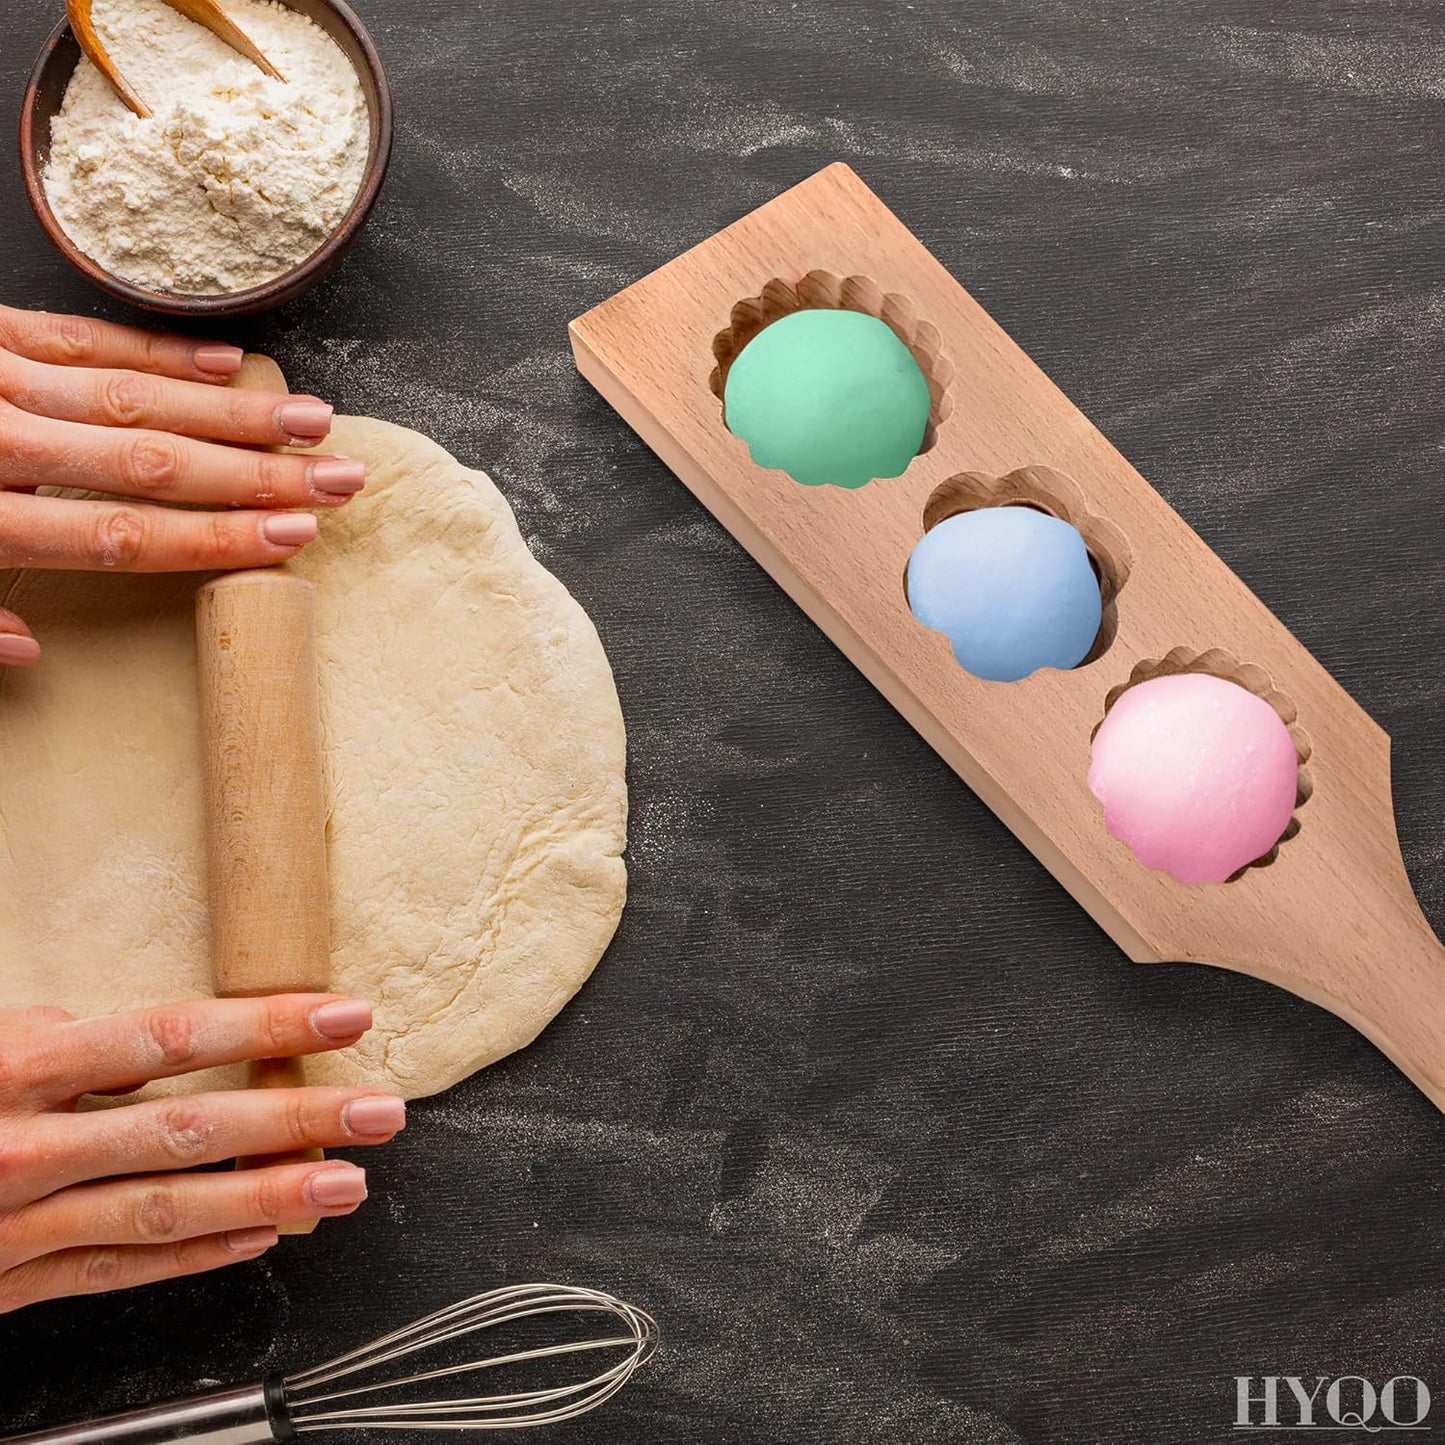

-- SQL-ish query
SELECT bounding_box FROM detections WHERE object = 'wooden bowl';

[17,0,393,319]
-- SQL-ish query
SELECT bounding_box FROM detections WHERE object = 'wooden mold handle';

[1363,912,1445,1113]
[1268,875,1445,1114]
[196,569,330,1233]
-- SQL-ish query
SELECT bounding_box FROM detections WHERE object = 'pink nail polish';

[0,635,41,666]
[312,999,373,1038]
[344,1096,407,1137]
[224,1225,279,1255]
[307,1166,368,1208]
[277,399,334,441]
[193,343,245,376]
[309,458,366,497]
[260,513,318,547]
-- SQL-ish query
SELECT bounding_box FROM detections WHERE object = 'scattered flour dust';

[44,0,368,295]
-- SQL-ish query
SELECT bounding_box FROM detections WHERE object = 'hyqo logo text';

[1236,1376,1431,1432]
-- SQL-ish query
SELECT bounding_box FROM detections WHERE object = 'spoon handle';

[164,0,285,82]
[64,0,285,122]
[65,0,150,118]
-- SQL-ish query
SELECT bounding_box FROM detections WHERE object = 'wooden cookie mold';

[570,162,1445,1111]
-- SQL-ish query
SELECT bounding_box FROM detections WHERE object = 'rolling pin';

[197,569,329,1233]
[195,357,331,1235]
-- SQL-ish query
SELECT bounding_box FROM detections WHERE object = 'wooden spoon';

[66,0,284,120]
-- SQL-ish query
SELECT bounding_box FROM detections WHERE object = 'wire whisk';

[4,1283,659,1442]
[288,1283,657,1431]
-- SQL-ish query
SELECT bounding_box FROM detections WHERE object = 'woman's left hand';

[0,995,403,1312]
[0,303,366,666]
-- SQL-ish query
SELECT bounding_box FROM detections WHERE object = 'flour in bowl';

[44,0,368,296]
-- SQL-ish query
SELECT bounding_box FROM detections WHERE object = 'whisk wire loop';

[283,1283,658,1432]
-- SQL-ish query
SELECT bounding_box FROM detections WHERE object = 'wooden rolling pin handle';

[197,570,331,1234]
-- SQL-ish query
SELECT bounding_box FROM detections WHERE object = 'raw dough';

[0,413,627,1100]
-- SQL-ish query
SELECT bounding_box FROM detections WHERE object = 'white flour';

[44,0,368,296]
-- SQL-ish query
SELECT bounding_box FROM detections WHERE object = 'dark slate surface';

[1,1,1443,1440]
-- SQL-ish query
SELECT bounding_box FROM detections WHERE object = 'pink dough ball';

[1087,673,1298,886]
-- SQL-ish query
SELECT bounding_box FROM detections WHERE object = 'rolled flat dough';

[0,402,627,1101]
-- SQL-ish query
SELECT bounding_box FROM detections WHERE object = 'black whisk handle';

[0,1378,293,1445]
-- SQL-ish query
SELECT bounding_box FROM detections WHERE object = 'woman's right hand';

[0,303,365,667]
[0,994,404,1313]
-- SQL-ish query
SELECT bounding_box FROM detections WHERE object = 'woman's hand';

[0,995,404,1313]
[0,304,365,667]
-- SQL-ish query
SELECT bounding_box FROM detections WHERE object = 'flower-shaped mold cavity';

[709,271,954,483]
[916,465,1133,668]
[1094,648,1313,881]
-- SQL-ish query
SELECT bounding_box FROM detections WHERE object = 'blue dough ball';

[907,507,1103,682]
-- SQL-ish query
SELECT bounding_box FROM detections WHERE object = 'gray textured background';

[1,1,1443,1440]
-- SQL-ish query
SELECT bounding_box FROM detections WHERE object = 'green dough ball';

[723,309,932,489]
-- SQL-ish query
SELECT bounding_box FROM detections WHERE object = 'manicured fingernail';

[193,343,245,376]
[0,635,41,666]
[277,399,334,442]
[312,999,373,1038]
[309,457,366,497]
[307,1165,368,1208]
[344,1096,407,1137]
[260,513,318,547]
[224,1225,279,1256]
